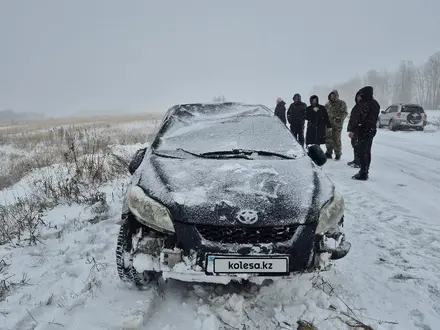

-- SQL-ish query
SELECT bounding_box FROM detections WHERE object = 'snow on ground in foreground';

[1,122,440,329]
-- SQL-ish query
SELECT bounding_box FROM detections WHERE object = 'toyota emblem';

[236,210,259,225]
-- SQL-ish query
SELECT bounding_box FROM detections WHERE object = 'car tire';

[116,219,156,287]
[377,119,383,128]
[389,120,397,131]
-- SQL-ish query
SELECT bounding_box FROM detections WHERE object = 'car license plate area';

[205,255,289,275]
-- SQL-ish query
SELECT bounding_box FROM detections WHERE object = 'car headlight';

[127,185,175,234]
[315,190,345,235]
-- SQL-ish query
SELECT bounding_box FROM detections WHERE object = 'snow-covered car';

[116,102,351,286]
[377,103,427,131]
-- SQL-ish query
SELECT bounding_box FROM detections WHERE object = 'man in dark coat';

[287,93,307,146]
[348,86,380,180]
[274,97,287,124]
[305,95,332,145]
[347,92,361,168]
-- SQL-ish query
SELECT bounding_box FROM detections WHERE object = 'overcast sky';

[1,0,439,116]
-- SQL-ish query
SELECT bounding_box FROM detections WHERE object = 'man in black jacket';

[287,94,307,146]
[274,97,287,124]
[347,92,361,168]
[348,86,380,180]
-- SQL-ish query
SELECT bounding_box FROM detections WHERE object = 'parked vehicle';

[116,102,350,286]
[377,103,427,131]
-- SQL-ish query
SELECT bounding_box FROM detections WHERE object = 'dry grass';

[0,115,160,190]
[0,112,162,131]
[0,114,160,245]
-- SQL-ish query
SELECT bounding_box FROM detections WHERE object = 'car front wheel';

[116,218,157,287]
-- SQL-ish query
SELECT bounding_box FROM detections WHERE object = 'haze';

[1,0,439,116]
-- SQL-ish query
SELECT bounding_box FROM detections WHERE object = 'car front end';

[121,181,350,285]
[116,107,351,285]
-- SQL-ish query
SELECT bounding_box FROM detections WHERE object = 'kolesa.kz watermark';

[210,256,289,273]
[227,260,273,270]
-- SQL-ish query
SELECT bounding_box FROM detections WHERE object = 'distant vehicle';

[116,102,350,286]
[377,103,427,131]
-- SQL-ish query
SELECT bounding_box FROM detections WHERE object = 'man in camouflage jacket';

[325,90,348,160]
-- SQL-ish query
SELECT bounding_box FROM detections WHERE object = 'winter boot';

[352,171,368,181]
[325,152,332,159]
[335,154,341,160]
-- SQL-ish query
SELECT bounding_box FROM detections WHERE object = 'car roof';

[392,103,423,108]
[166,102,273,120]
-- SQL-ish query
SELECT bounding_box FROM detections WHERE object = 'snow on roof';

[170,102,272,121]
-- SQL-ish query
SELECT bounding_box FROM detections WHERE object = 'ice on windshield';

[154,114,305,157]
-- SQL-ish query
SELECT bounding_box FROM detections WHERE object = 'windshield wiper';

[152,150,183,159]
[201,149,295,159]
[176,148,253,160]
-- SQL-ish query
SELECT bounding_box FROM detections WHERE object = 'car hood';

[134,154,335,227]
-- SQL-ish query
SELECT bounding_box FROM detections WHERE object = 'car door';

[380,106,391,125]
[389,105,399,122]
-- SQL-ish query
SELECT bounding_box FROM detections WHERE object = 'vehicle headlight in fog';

[127,185,175,234]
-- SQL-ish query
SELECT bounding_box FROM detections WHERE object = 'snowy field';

[1,113,440,330]
[425,110,440,126]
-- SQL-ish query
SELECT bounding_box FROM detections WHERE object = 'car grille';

[195,225,298,244]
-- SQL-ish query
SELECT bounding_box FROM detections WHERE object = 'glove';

[348,132,354,138]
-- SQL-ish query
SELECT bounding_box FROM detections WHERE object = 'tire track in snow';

[324,131,440,329]
[329,182,439,330]
[374,130,440,162]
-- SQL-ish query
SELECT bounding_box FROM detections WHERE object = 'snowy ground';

[425,109,440,124]
[1,118,439,330]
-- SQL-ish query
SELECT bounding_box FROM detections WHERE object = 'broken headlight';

[127,185,175,234]
[315,190,345,236]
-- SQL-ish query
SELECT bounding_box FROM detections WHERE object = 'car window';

[383,106,391,113]
[401,105,424,113]
[390,106,399,113]
[153,115,305,157]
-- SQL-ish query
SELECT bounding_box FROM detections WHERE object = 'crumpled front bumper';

[133,247,313,285]
[128,215,351,284]
[131,235,351,285]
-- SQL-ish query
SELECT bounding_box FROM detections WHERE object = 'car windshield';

[152,114,305,158]
[401,106,424,113]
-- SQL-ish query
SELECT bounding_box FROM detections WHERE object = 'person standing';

[348,86,380,180]
[325,90,348,160]
[347,92,361,168]
[274,97,287,124]
[305,95,332,146]
[287,93,307,146]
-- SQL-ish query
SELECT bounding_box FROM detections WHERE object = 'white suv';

[377,103,427,131]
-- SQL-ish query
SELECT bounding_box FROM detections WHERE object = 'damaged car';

[116,102,350,286]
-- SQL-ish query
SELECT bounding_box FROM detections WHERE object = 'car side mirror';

[380,111,385,114]
[307,144,327,166]
[128,147,148,175]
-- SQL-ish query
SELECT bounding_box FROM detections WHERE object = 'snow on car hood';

[135,154,335,227]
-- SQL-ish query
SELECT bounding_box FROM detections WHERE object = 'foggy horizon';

[1,0,440,116]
